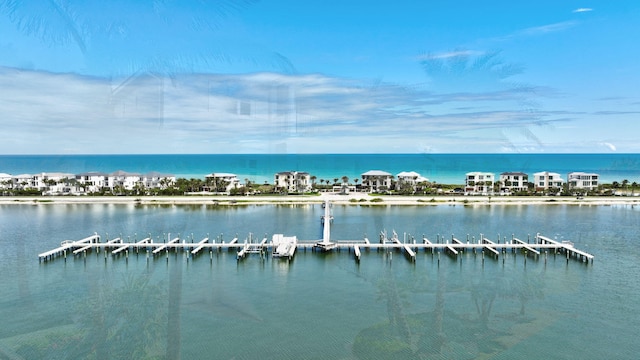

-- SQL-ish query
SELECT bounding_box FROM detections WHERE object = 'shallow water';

[1,203,638,359]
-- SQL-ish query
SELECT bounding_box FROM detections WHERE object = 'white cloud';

[0,66,606,154]
[520,21,578,36]
[572,8,593,13]
[601,142,617,151]
[415,50,483,61]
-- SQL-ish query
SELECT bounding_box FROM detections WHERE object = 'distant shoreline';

[2,193,639,206]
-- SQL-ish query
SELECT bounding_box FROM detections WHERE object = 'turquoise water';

[2,153,640,184]
[1,203,639,359]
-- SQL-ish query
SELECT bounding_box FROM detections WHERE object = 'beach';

[2,192,639,206]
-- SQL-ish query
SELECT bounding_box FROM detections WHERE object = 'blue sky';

[1,0,639,154]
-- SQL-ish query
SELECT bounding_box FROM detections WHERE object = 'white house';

[205,173,240,193]
[567,172,599,191]
[0,173,13,189]
[533,171,564,192]
[499,172,529,193]
[13,174,34,189]
[32,172,77,194]
[396,171,429,192]
[275,171,311,193]
[108,170,142,191]
[361,170,393,193]
[465,172,494,195]
[76,172,109,193]
[143,171,176,190]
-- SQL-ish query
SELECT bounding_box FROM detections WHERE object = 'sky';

[1,0,639,154]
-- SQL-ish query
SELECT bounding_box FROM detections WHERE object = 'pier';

[38,201,595,265]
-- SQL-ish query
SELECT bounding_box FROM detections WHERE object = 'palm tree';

[622,179,629,196]
[341,176,349,184]
[310,175,317,189]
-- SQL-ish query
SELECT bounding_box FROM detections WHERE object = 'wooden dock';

[37,201,594,265]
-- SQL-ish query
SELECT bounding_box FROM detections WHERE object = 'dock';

[314,200,337,251]
[513,238,540,256]
[190,238,210,255]
[389,231,416,262]
[152,237,180,254]
[480,238,500,258]
[37,202,595,265]
[38,234,99,261]
[538,234,594,262]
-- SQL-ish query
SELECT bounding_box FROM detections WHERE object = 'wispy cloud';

[0,66,561,154]
[415,50,483,61]
[572,8,593,13]
[519,21,578,36]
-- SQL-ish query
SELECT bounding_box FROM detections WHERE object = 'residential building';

[567,172,599,191]
[499,172,529,193]
[361,170,393,193]
[76,172,109,193]
[465,172,495,195]
[13,174,34,189]
[142,172,176,190]
[108,170,142,191]
[205,173,240,193]
[396,171,429,192]
[533,171,564,192]
[275,171,311,193]
[0,173,13,189]
[32,172,77,194]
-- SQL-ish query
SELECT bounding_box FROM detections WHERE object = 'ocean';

[1,153,640,184]
[1,202,639,359]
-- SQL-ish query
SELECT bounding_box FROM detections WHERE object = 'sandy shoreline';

[1,193,639,206]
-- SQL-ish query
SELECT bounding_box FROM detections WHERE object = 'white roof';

[0,173,13,178]
[111,170,141,176]
[362,170,392,176]
[396,171,421,177]
[38,172,75,178]
[466,171,494,176]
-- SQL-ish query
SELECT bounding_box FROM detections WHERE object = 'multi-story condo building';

[533,171,564,192]
[465,172,494,195]
[567,172,599,191]
[361,170,393,193]
[499,172,529,193]
[76,172,109,193]
[275,171,311,193]
[107,170,142,191]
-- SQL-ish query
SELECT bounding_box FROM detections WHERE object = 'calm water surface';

[0,204,639,359]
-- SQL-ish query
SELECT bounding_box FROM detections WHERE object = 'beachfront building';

[107,170,142,192]
[0,173,14,189]
[567,172,599,191]
[534,171,564,193]
[396,171,429,193]
[76,172,109,193]
[361,170,393,193]
[465,172,495,195]
[142,172,176,190]
[499,172,529,194]
[275,171,312,193]
[31,172,78,195]
[205,173,240,193]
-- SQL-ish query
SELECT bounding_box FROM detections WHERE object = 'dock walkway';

[38,202,594,265]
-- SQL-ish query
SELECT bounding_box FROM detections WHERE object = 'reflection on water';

[0,204,638,359]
